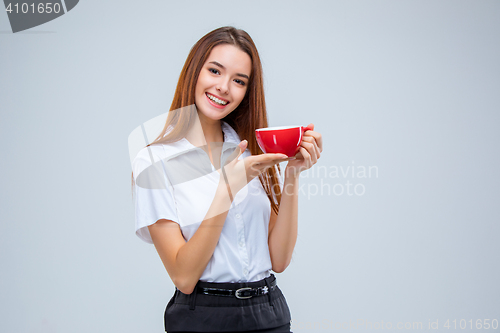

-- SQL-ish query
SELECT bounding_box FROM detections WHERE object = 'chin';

[197,105,234,121]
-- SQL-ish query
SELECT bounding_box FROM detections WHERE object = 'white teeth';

[207,93,228,105]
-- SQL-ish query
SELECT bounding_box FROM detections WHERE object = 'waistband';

[197,273,276,290]
[173,274,281,308]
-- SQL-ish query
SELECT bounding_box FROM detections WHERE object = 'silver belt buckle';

[235,287,253,299]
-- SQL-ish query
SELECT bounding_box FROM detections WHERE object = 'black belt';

[197,279,277,299]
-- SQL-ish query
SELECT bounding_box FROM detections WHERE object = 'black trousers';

[164,274,292,333]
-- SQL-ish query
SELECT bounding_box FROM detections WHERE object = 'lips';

[206,92,229,108]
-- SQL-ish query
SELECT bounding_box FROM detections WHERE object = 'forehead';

[205,44,252,76]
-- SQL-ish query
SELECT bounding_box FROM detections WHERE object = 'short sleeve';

[132,146,179,244]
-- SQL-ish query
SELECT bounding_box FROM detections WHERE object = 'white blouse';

[132,121,282,283]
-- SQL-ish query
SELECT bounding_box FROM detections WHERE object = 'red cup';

[255,125,312,157]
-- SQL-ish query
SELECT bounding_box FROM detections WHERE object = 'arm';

[268,173,299,273]
[148,179,232,294]
[147,141,288,294]
[268,123,323,272]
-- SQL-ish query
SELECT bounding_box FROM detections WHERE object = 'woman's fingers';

[241,153,285,179]
[237,140,248,156]
[301,136,321,159]
[298,147,313,166]
[249,153,288,164]
[301,137,319,161]
[248,153,287,169]
[282,124,322,176]
[303,128,323,153]
[223,140,248,168]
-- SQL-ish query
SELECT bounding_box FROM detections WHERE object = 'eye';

[209,68,220,75]
[234,79,246,86]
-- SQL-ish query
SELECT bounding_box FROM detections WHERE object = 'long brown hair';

[144,26,282,213]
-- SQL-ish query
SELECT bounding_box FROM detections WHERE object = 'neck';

[198,112,224,143]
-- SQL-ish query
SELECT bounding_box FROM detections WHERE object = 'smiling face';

[194,44,252,122]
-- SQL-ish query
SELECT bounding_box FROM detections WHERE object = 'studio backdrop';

[1,1,499,332]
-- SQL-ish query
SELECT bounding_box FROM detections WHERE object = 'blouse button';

[243,268,248,275]
[235,213,241,219]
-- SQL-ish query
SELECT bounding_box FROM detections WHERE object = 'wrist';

[284,165,301,180]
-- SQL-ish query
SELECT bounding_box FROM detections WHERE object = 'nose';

[216,78,230,95]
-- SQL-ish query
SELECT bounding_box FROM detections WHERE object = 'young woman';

[132,26,323,333]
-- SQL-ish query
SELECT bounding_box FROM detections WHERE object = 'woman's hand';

[221,140,288,197]
[285,123,323,178]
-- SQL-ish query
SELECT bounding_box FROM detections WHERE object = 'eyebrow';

[209,61,249,79]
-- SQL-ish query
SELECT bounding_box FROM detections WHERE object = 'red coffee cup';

[255,125,312,157]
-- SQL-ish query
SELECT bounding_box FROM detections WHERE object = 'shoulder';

[132,145,160,171]
[132,141,188,178]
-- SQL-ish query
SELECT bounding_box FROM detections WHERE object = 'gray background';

[1,0,499,332]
